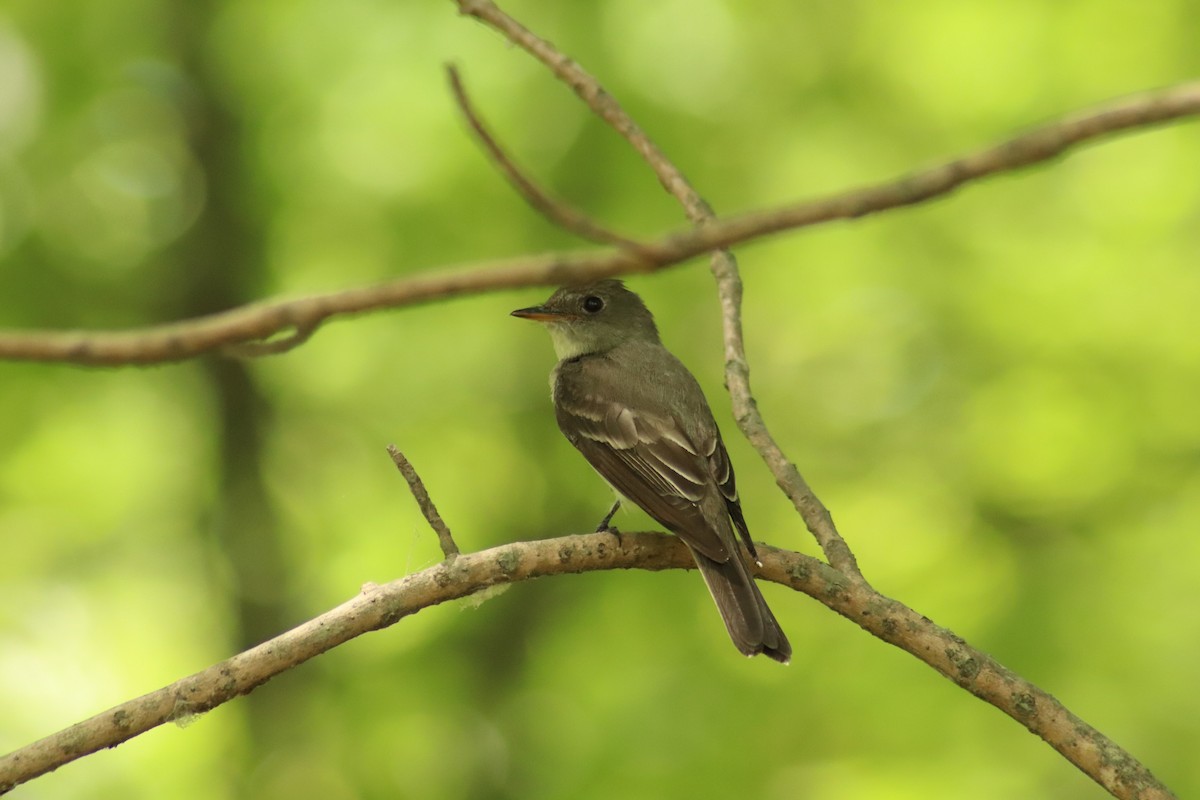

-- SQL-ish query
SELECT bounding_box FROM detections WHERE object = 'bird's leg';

[595,499,622,535]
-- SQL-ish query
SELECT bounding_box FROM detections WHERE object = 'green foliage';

[2,1,1198,798]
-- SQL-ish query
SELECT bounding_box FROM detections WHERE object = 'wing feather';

[556,393,730,561]
[706,433,756,557]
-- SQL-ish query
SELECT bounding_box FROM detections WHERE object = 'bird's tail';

[690,547,792,664]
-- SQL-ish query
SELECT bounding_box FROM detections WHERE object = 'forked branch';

[0,535,1168,798]
[0,80,1195,365]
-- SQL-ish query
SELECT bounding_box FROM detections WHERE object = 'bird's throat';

[547,324,593,361]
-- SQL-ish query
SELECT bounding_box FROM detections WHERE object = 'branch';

[0,534,1171,799]
[454,0,864,580]
[387,445,460,558]
[458,2,1178,796]
[446,65,640,248]
[0,79,1194,365]
[1,8,1189,796]
[0,534,721,793]
[220,322,317,358]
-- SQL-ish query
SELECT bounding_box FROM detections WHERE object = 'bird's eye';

[582,295,604,313]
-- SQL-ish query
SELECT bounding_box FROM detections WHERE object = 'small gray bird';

[513,279,791,663]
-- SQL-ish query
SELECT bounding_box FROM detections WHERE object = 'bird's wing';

[556,393,731,562]
[706,432,755,557]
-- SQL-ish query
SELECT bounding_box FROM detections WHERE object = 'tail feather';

[690,547,791,664]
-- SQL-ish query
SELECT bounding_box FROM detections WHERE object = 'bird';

[512,279,791,663]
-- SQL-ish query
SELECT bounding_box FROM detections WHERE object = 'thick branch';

[0,80,1195,365]
[0,533,1171,799]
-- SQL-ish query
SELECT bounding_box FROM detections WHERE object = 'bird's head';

[512,279,660,360]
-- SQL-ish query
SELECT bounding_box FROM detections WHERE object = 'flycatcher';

[513,279,791,663]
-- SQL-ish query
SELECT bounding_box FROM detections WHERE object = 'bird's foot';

[594,499,623,546]
[598,525,622,549]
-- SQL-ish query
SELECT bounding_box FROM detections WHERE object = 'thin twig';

[387,445,459,558]
[0,533,1173,799]
[0,79,1197,365]
[446,65,640,248]
[455,0,864,579]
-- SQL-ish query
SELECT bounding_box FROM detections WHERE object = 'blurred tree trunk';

[163,1,301,789]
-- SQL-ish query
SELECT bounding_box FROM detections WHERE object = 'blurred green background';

[2,0,1198,798]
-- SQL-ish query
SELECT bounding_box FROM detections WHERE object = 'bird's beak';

[511,305,569,322]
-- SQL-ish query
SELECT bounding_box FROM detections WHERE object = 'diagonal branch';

[0,79,1197,366]
[446,64,640,248]
[0,533,1173,799]
[387,445,460,558]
